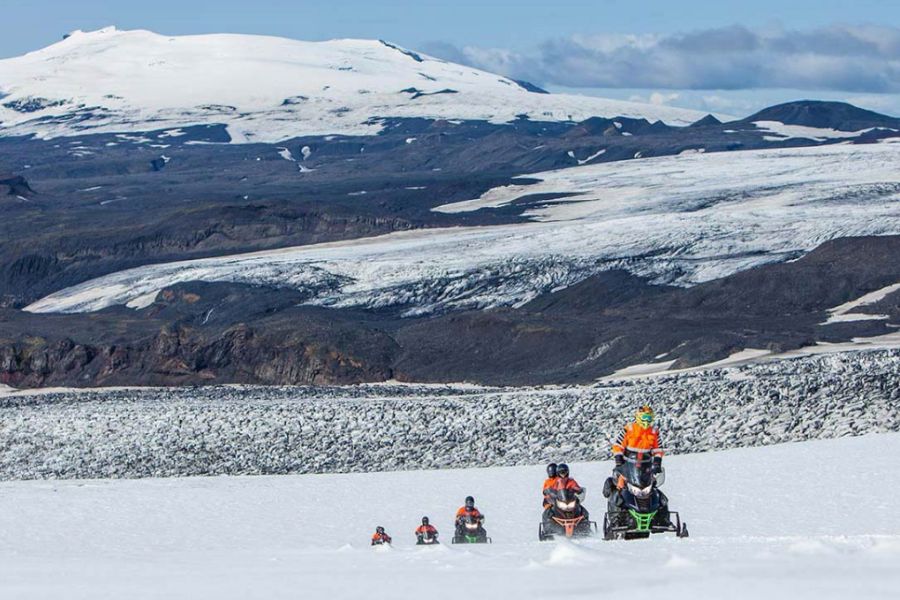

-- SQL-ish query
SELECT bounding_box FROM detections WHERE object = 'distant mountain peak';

[689,114,722,128]
[743,100,899,131]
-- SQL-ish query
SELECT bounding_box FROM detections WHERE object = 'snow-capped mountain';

[0,27,708,142]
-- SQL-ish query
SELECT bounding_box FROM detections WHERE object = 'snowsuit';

[415,524,439,543]
[542,476,558,509]
[612,422,664,459]
[455,506,483,522]
[371,531,392,545]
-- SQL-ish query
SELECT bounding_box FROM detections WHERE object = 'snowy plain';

[26,143,900,315]
[0,433,897,600]
[0,27,708,143]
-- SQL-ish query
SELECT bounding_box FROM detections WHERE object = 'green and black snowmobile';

[602,449,689,540]
[452,514,491,544]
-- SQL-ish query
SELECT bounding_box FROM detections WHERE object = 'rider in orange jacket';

[606,405,671,526]
[371,526,392,546]
[455,496,484,523]
[543,463,588,520]
[542,463,558,508]
[415,516,439,543]
[612,404,664,470]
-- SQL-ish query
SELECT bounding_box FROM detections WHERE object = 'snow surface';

[1,433,898,600]
[824,282,900,324]
[2,349,897,480]
[753,120,893,142]
[0,27,708,143]
[26,143,900,316]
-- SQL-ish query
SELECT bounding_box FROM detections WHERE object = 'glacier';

[25,142,900,316]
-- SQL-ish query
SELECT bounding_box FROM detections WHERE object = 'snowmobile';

[538,488,597,541]
[416,531,440,545]
[602,449,689,540]
[452,514,491,544]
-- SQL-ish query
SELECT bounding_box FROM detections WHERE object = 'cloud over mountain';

[423,25,900,92]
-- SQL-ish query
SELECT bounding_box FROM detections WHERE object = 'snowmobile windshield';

[621,450,655,488]
[554,488,580,513]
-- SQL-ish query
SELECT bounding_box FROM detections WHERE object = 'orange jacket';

[542,476,559,508]
[550,476,583,495]
[371,532,392,544]
[456,506,483,520]
[612,422,664,458]
[416,524,438,536]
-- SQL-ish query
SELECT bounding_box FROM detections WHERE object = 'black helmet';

[376,526,385,534]
[422,516,429,525]
[546,463,558,478]
[557,463,570,477]
[465,496,475,509]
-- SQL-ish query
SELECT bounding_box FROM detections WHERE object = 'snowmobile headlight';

[557,500,576,511]
[465,521,479,529]
[627,483,653,498]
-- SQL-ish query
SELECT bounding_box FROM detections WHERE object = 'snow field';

[1,350,897,480]
[0,434,898,599]
[26,143,900,315]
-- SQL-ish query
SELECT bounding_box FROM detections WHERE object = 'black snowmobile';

[539,488,597,541]
[602,449,688,540]
[452,514,491,544]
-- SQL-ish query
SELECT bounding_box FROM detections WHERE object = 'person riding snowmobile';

[371,526,392,546]
[454,496,488,542]
[607,405,671,526]
[455,496,484,524]
[542,463,558,509]
[544,463,588,520]
[612,405,665,467]
[415,516,439,544]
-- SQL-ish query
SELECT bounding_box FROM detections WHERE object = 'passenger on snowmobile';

[542,463,558,509]
[453,496,488,542]
[539,464,593,539]
[604,405,673,531]
[416,516,439,545]
[543,464,588,521]
[371,526,392,546]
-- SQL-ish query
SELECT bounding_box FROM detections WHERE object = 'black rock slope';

[0,235,897,388]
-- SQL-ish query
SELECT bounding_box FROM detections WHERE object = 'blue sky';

[3,0,900,115]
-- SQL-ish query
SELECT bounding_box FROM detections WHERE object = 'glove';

[652,457,663,474]
[614,454,624,467]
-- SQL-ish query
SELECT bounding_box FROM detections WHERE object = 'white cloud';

[425,24,900,94]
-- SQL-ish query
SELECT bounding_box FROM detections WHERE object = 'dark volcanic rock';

[690,114,722,128]
[1,236,896,388]
[0,173,35,197]
[741,100,900,131]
